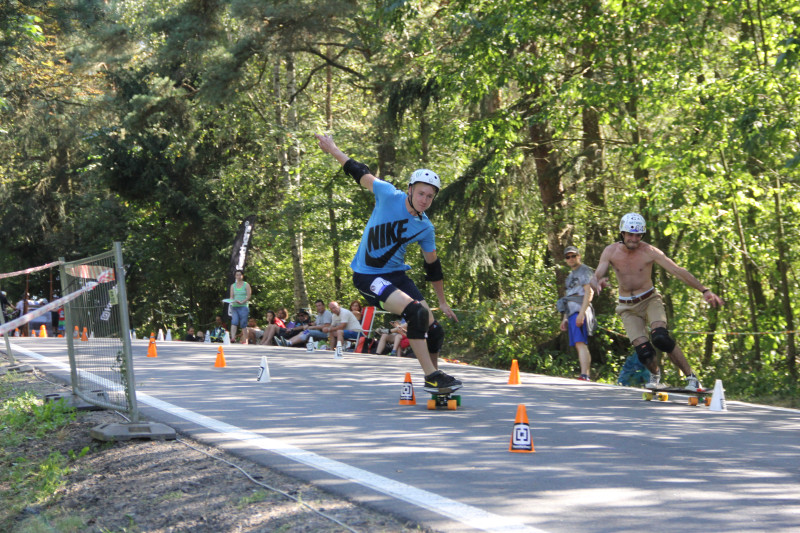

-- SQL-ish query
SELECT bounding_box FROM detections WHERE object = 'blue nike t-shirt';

[350,179,436,275]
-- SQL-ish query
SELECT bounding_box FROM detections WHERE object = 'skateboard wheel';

[643,392,653,401]
[704,397,712,406]
[688,396,698,406]
[447,399,457,410]
[657,392,668,401]
[427,399,436,410]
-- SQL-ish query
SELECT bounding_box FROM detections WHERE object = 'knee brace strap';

[402,301,430,339]
[426,320,445,354]
[635,342,657,366]
[651,327,676,353]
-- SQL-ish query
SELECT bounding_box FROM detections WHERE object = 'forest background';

[1,0,799,404]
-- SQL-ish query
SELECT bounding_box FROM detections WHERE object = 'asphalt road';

[6,337,800,532]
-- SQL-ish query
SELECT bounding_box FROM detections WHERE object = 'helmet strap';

[407,184,424,220]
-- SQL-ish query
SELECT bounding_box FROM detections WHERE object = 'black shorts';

[352,271,425,309]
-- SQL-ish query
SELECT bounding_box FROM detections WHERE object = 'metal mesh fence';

[59,243,138,421]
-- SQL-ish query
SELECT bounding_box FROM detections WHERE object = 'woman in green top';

[229,269,252,341]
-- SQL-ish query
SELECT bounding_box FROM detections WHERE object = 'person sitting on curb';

[326,300,363,350]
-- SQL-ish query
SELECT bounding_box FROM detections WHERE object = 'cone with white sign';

[509,404,535,453]
[399,372,416,405]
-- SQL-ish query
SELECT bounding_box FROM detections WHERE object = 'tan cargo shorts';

[615,292,668,343]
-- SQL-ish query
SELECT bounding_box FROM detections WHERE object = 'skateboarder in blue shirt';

[315,133,462,394]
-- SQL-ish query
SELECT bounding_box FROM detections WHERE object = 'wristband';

[702,289,710,294]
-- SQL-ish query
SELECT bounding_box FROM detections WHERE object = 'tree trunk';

[325,47,342,298]
[774,175,797,381]
[274,54,308,310]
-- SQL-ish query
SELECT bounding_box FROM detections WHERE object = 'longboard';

[427,390,462,410]
[643,387,712,406]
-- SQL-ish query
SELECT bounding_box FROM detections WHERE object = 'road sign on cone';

[509,404,535,453]
[709,379,727,412]
[214,346,226,368]
[399,372,416,405]
[257,356,270,382]
[147,335,158,358]
[508,359,521,385]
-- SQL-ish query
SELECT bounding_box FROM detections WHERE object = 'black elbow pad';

[343,158,371,185]
[423,258,443,282]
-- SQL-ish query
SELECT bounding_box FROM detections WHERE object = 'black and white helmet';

[408,169,441,192]
[619,213,646,234]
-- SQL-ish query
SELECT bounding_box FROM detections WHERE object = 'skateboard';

[427,390,462,410]
[643,387,712,406]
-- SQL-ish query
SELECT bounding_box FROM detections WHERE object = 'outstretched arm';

[652,250,724,307]
[315,134,377,192]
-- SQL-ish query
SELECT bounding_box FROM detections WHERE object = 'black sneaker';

[424,370,462,394]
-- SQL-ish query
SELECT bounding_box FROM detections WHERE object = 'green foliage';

[1,0,799,401]
[0,393,76,443]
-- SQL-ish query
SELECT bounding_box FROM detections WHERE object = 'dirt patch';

[1,365,433,532]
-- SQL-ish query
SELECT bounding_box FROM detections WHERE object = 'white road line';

[9,343,545,533]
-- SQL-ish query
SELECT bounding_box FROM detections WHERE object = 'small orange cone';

[147,334,158,358]
[399,372,417,405]
[73,326,79,339]
[39,325,48,338]
[509,404,535,453]
[214,346,226,368]
[81,327,89,342]
[508,359,521,385]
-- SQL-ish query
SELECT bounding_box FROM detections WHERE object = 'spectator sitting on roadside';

[282,300,333,347]
[274,309,312,346]
[257,308,288,345]
[184,327,200,342]
[239,317,263,344]
[209,315,227,343]
[261,309,310,346]
[376,319,408,356]
[349,299,364,322]
[327,300,363,350]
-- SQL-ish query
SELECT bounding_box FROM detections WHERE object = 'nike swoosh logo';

[365,229,425,268]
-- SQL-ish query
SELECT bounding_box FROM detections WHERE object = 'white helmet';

[619,212,646,234]
[408,169,441,192]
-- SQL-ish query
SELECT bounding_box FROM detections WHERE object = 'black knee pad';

[651,327,676,353]
[635,342,657,366]
[402,300,430,339]
[426,320,445,354]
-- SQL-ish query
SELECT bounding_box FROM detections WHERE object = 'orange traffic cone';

[81,327,89,342]
[509,404,535,453]
[73,326,79,339]
[214,346,226,368]
[147,334,158,358]
[399,372,417,405]
[508,359,521,385]
[39,325,48,338]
